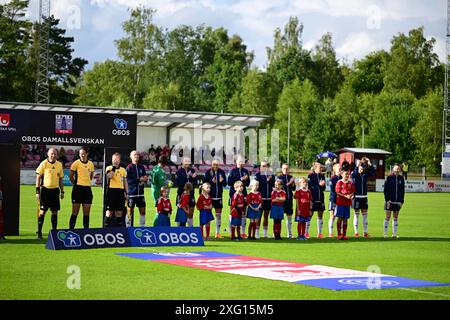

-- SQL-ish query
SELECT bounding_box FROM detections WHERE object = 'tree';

[115,6,164,107]
[412,89,443,173]
[266,16,313,86]
[384,27,443,98]
[274,78,321,164]
[311,32,344,98]
[349,50,389,95]
[0,0,32,101]
[228,69,279,121]
[207,34,252,112]
[332,81,359,147]
[366,90,418,164]
[75,60,133,107]
[143,82,182,110]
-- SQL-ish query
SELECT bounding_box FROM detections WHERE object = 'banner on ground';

[376,179,450,192]
[117,251,450,291]
[46,227,204,250]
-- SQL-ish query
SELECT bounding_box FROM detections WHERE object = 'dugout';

[336,148,392,191]
[0,102,267,235]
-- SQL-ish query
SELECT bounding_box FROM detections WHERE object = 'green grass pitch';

[1,185,450,300]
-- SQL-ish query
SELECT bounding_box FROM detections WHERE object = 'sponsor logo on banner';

[46,227,203,250]
[57,231,81,248]
[129,227,202,247]
[0,113,10,126]
[117,251,450,291]
[55,115,73,134]
[112,118,130,136]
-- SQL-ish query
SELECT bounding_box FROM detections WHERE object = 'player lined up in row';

[34,148,405,241]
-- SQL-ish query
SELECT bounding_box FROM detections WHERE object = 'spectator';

[59,147,68,167]
[148,144,156,154]
[325,158,333,178]
[402,162,409,180]
[149,150,157,166]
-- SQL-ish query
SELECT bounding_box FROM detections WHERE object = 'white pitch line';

[400,287,450,298]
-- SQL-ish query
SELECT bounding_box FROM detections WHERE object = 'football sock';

[362,213,368,234]
[301,222,306,236]
[343,220,348,236]
[215,214,221,234]
[231,226,235,240]
[297,222,301,237]
[69,214,77,229]
[51,214,58,230]
[353,213,359,234]
[83,215,90,229]
[241,216,246,235]
[115,216,123,227]
[328,217,334,235]
[255,226,260,238]
[286,215,292,237]
[104,216,111,227]
[305,221,311,235]
[317,217,323,235]
[187,218,193,227]
[237,225,241,238]
[37,215,45,234]
[263,226,268,237]
[125,214,131,227]
[384,219,389,235]
[393,218,398,236]
[139,214,145,227]
[206,225,211,238]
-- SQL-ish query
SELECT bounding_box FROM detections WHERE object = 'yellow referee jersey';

[36,159,64,189]
[106,165,127,189]
[71,159,94,186]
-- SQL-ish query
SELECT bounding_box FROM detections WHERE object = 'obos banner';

[0,108,136,148]
[46,227,204,250]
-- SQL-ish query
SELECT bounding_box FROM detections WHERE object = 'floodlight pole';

[287,107,291,165]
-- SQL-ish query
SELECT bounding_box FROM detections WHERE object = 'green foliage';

[412,89,444,173]
[366,90,418,164]
[0,1,87,104]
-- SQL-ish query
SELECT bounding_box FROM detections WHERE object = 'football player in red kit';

[294,177,313,240]
[270,179,286,240]
[197,182,214,240]
[230,181,245,240]
[155,186,172,226]
[335,171,355,240]
[246,180,262,240]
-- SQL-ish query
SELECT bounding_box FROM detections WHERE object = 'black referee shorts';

[72,185,93,204]
[106,188,126,211]
[40,187,60,212]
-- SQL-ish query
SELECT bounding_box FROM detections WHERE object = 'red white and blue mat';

[117,251,450,291]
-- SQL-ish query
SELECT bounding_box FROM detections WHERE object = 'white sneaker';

[383,234,388,238]
[392,235,399,239]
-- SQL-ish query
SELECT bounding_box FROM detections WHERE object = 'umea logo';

[0,113,10,126]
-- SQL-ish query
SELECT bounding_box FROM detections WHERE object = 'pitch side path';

[1,186,449,300]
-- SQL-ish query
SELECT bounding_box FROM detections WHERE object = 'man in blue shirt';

[254,161,275,238]
[351,157,375,237]
[176,157,198,227]
[307,162,326,239]
[227,156,250,237]
[203,159,227,238]
[126,151,148,227]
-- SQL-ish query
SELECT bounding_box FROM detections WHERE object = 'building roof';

[0,102,269,130]
[335,147,392,155]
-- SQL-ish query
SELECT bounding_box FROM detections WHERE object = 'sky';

[9,0,448,69]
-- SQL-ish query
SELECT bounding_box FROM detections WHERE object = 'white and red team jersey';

[157,197,172,214]
[271,189,286,206]
[335,180,355,206]
[231,193,245,217]
[247,191,262,206]
[294,189,312,217]
[196,194,212,210]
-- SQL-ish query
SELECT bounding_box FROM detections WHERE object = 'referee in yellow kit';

[69,147,94,229]
[104,152,128,227]
[35,148,64,239]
